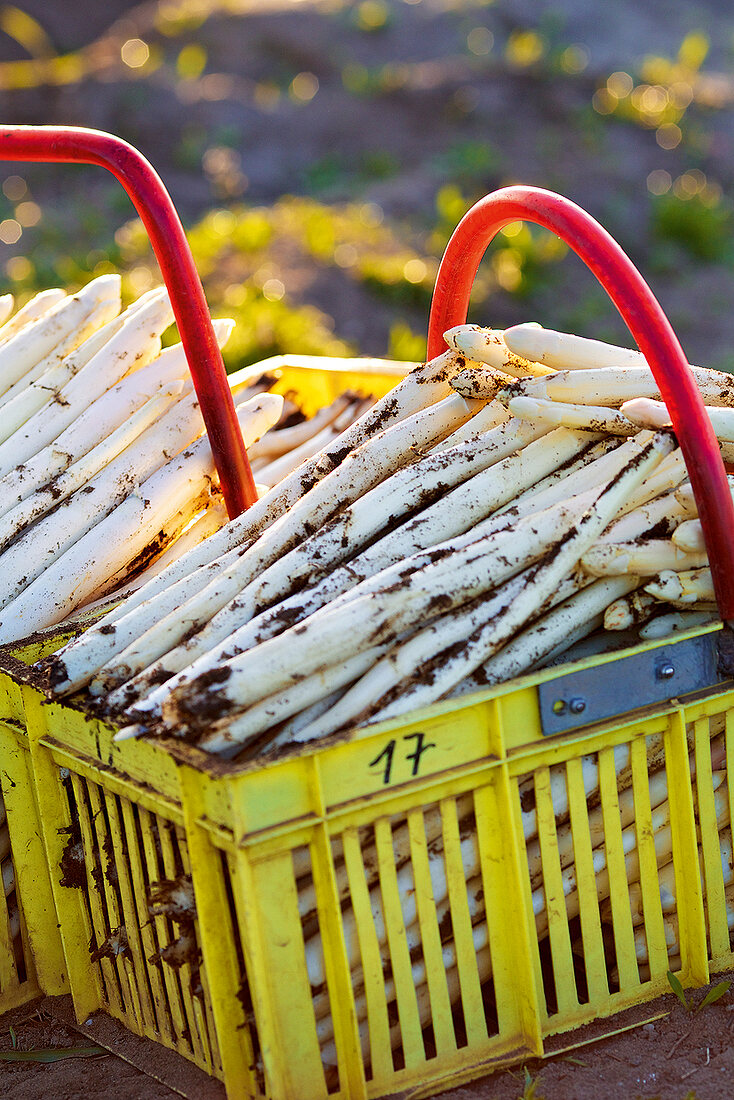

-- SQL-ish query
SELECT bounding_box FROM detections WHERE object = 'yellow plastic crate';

[2,359,734,1098]
[10,620,734,1099]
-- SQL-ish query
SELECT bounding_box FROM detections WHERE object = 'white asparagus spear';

[444,324,554,377]
[99,501,227,602]
[116,436,652,719]
[106,427,587,711]
[581,539,707,578]
[604,589,659,630]
[81,493,223,607]
[597,491,695,545]
[0,293,13,329]
[0,371,265,616]
[432,399,511,449]
[0,288,65,343]
[509,394,637,434]
[0,292,137,416]
[671,519,710,554]
[622,397,734,442]
[287,574,587,749]
[0,290,124,420]
[0,289,174,476]
[448,365,508,400]
[639,611,718,639]
[253,421,344,488]
[78,497,229,616]
[111,429,587,714]
[43,352,464,660]
[618,450,688,515]
[674,478,734,513]
[0,480,213,643]
[498,365,734,408]
[150,644,394,756]
[0,394,283,641]
[185,435,670,734]
[0,274,120,397]
[215,351,417,380]
[0,326,229,519]
[357,433,675,727]
[644,568,715,605]
[0,289,123,439]
[495,437,628,515]
[452,576,638,695]
[170,495,595,743]
[0,385,185,551]
[499,438,654,528]
[503,322,645,370]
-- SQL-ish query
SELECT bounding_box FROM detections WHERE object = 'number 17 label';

[368,731,437,786]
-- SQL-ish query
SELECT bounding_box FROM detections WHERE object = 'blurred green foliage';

[651,189,734,263]
[0,175,576,372]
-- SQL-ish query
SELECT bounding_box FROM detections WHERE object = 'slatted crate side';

[503,702,726,1042]
[178,727,543,1100]
[32,739,226,1078]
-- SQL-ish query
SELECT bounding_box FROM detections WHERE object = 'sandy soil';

[4,977,734,1099]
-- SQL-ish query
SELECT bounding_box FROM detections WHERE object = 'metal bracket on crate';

[537,628,734,736]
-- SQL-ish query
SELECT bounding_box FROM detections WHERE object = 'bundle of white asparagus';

[36,318,729,759]
[0,276,296,643]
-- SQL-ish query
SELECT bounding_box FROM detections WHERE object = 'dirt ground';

[4,976,734,1099]
[3,1,734,1097]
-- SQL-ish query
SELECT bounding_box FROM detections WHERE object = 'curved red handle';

[0,124,257,518]
[427,184,734,621]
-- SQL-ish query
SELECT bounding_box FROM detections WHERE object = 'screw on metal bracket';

[657,664,675,680]
[569,697,586,714]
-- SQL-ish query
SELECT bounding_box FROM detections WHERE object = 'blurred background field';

[0,0,733,372]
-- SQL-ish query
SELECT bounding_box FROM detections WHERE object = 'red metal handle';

[0,124,257,518]
[427,184,734,621]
